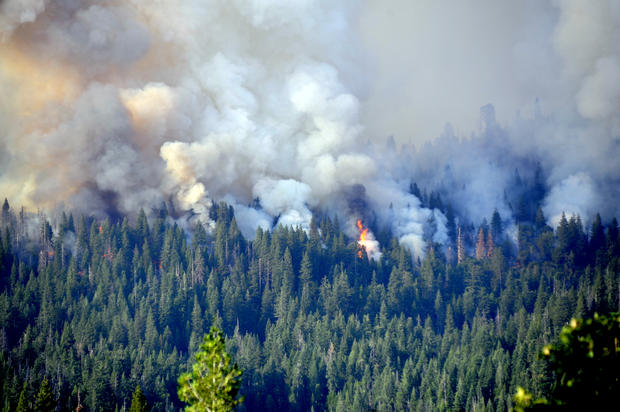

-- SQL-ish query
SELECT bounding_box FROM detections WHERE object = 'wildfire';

[355,219,382,260]
[356,220,369,258]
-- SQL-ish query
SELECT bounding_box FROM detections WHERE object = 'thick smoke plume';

[1,1,618,258]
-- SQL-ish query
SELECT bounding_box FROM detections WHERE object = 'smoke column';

[1,1,618,257]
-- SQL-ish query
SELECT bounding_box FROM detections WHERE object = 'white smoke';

[553,0,620,124]
[358,227,381,261]
[0,0,45,38]
[0,0,444,258]
[1,0,618,260]
[543,173,602,228]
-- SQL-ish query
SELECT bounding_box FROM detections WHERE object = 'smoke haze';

[1,0,618,257]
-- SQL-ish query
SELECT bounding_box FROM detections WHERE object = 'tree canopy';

[0,196,618,410]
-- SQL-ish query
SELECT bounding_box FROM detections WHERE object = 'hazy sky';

[359,0,560,142]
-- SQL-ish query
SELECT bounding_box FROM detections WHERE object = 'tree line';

[0,196,619,410]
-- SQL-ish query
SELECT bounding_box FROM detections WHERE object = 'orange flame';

[356,219,369,258]
[99,225,103,234]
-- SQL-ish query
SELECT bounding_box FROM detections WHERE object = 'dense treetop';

[0,195,618,411]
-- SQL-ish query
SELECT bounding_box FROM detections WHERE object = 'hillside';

[1,199,618,411]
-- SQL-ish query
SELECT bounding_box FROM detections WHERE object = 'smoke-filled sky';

[1,0,619,256]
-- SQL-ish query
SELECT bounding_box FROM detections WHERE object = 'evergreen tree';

[16,387,29,412]
[555,213,570,262]
[35,377,55,412]
[129,385,149,412]
[589,213,605,264]
[475,227,486,260]
[178,326,243,412]
[491,209,503,240]
[486,231,494,258]
[1,198,9,227]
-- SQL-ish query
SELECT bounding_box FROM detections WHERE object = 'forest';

[0,187,619,411]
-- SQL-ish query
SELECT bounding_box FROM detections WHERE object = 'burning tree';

[355,220,381,260]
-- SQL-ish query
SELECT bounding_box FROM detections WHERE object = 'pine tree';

[16,387,29,412]
[491,209,503,240]
[589,213,605,264]
[1,198,9,227]
[603,218,619,262]
[178,326,243,411]
[299,250,314,312]
[556,213,570,258]
[191,295,204,335]
[486,231,494,258]
[475,228,486,260]
[129,385,149,412]
[35,377,56,412]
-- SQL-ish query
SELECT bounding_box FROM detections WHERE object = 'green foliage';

[178,326,243,411]
[15,387,28,412]
[129,385,149,412]
[35,378,55,412]
[0,197,618,411]
[515,312,620,410]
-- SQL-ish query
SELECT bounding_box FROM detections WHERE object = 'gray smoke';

[1,1,618,260]
[359,0,620,228]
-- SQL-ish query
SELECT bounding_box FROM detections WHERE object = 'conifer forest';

[2,1,620,411]
[1,192,618,410]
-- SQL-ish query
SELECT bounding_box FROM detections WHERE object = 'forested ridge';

[0,196,619,411]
